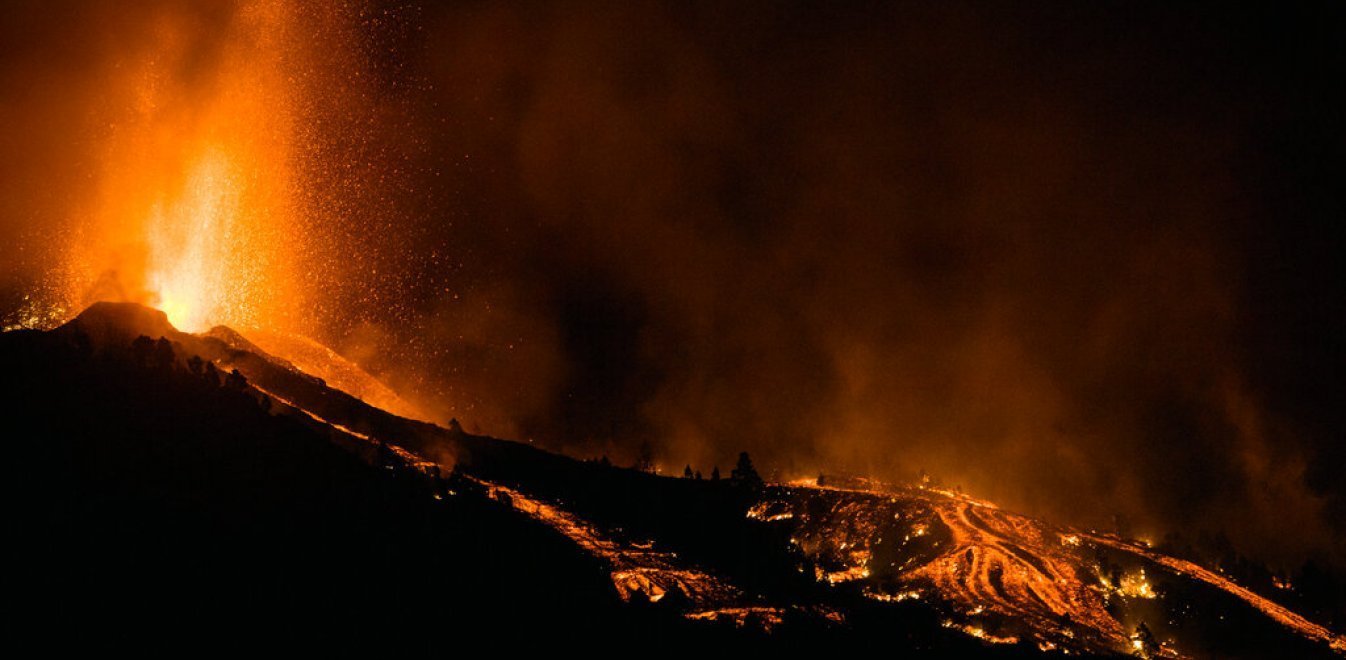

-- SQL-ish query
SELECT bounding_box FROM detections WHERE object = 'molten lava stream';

[1083,532,1346,652]
[907,499,1125,646]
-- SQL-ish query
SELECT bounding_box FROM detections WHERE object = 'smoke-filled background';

[1,1,1343,568]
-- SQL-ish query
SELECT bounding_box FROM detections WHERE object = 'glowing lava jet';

[29,1,425,419]
[58,0,304,335]
[145,148,256,332]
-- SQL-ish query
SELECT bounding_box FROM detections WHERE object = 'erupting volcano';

[41,0,304,335]
[2,1,1344,657]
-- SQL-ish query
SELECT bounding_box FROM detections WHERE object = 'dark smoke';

[2,1,1343,568]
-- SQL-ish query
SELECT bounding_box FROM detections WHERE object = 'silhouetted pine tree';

[152,337,174,370]
[633,441,655,473]
[731,451,762,486]
[224,368,248,390]
[130,335,155,366]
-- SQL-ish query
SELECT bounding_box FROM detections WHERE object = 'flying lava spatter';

[32,0,305,335]
[32,0,434,362]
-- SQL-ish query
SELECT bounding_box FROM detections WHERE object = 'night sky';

[1,1,1343,568]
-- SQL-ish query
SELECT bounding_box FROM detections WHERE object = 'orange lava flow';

[765,478,1346,655]
[767,482,1125,650]
[909,498,1126,647]
[249,382,435,472]
[459,475,753,616]
[1084,532,1346,653]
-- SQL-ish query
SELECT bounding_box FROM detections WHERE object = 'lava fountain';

[62,0,302,334]
[3,0,431,420]
[146,147,250,331]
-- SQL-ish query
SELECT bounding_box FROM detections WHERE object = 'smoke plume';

[2,1,1342,567]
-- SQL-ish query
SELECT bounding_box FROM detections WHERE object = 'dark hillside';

[0,328,643,653]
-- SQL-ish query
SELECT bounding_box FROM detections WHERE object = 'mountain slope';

[4,302,1342,657]
[0,319,637,653]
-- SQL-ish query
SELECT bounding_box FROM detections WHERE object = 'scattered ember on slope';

[758,481,1124,652]
[753,477,1346,655]
[1084,532,1346,653]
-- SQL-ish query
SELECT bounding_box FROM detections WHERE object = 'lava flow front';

[750,478,1346,656]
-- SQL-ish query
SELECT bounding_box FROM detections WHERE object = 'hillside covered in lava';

[3,303,1342,657]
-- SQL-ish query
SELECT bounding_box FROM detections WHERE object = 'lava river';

[751,478,1346,656]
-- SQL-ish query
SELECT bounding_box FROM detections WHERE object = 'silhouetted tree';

[224,368,248,390]
[130,335,155,366]
[1131,622,1159,658]
[683,465,694,479]
[694,470,702,480]
[448,418,463,434]
[202,361,220,386]
[633,441,655,473]
[152,337,174,370]
[186,355,204,376]
[658,584,690,610]
[711,465,720,481]
[731,451,762,486]
[817,473,827,487]
[599,455,612,468]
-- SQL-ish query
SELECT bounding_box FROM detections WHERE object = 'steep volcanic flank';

[236,329,427,422]
[7,302,1344,658]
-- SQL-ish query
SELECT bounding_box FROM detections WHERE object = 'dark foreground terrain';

[2,325,636,653]
[3,303,1342,657]
[0,306,1008,655]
